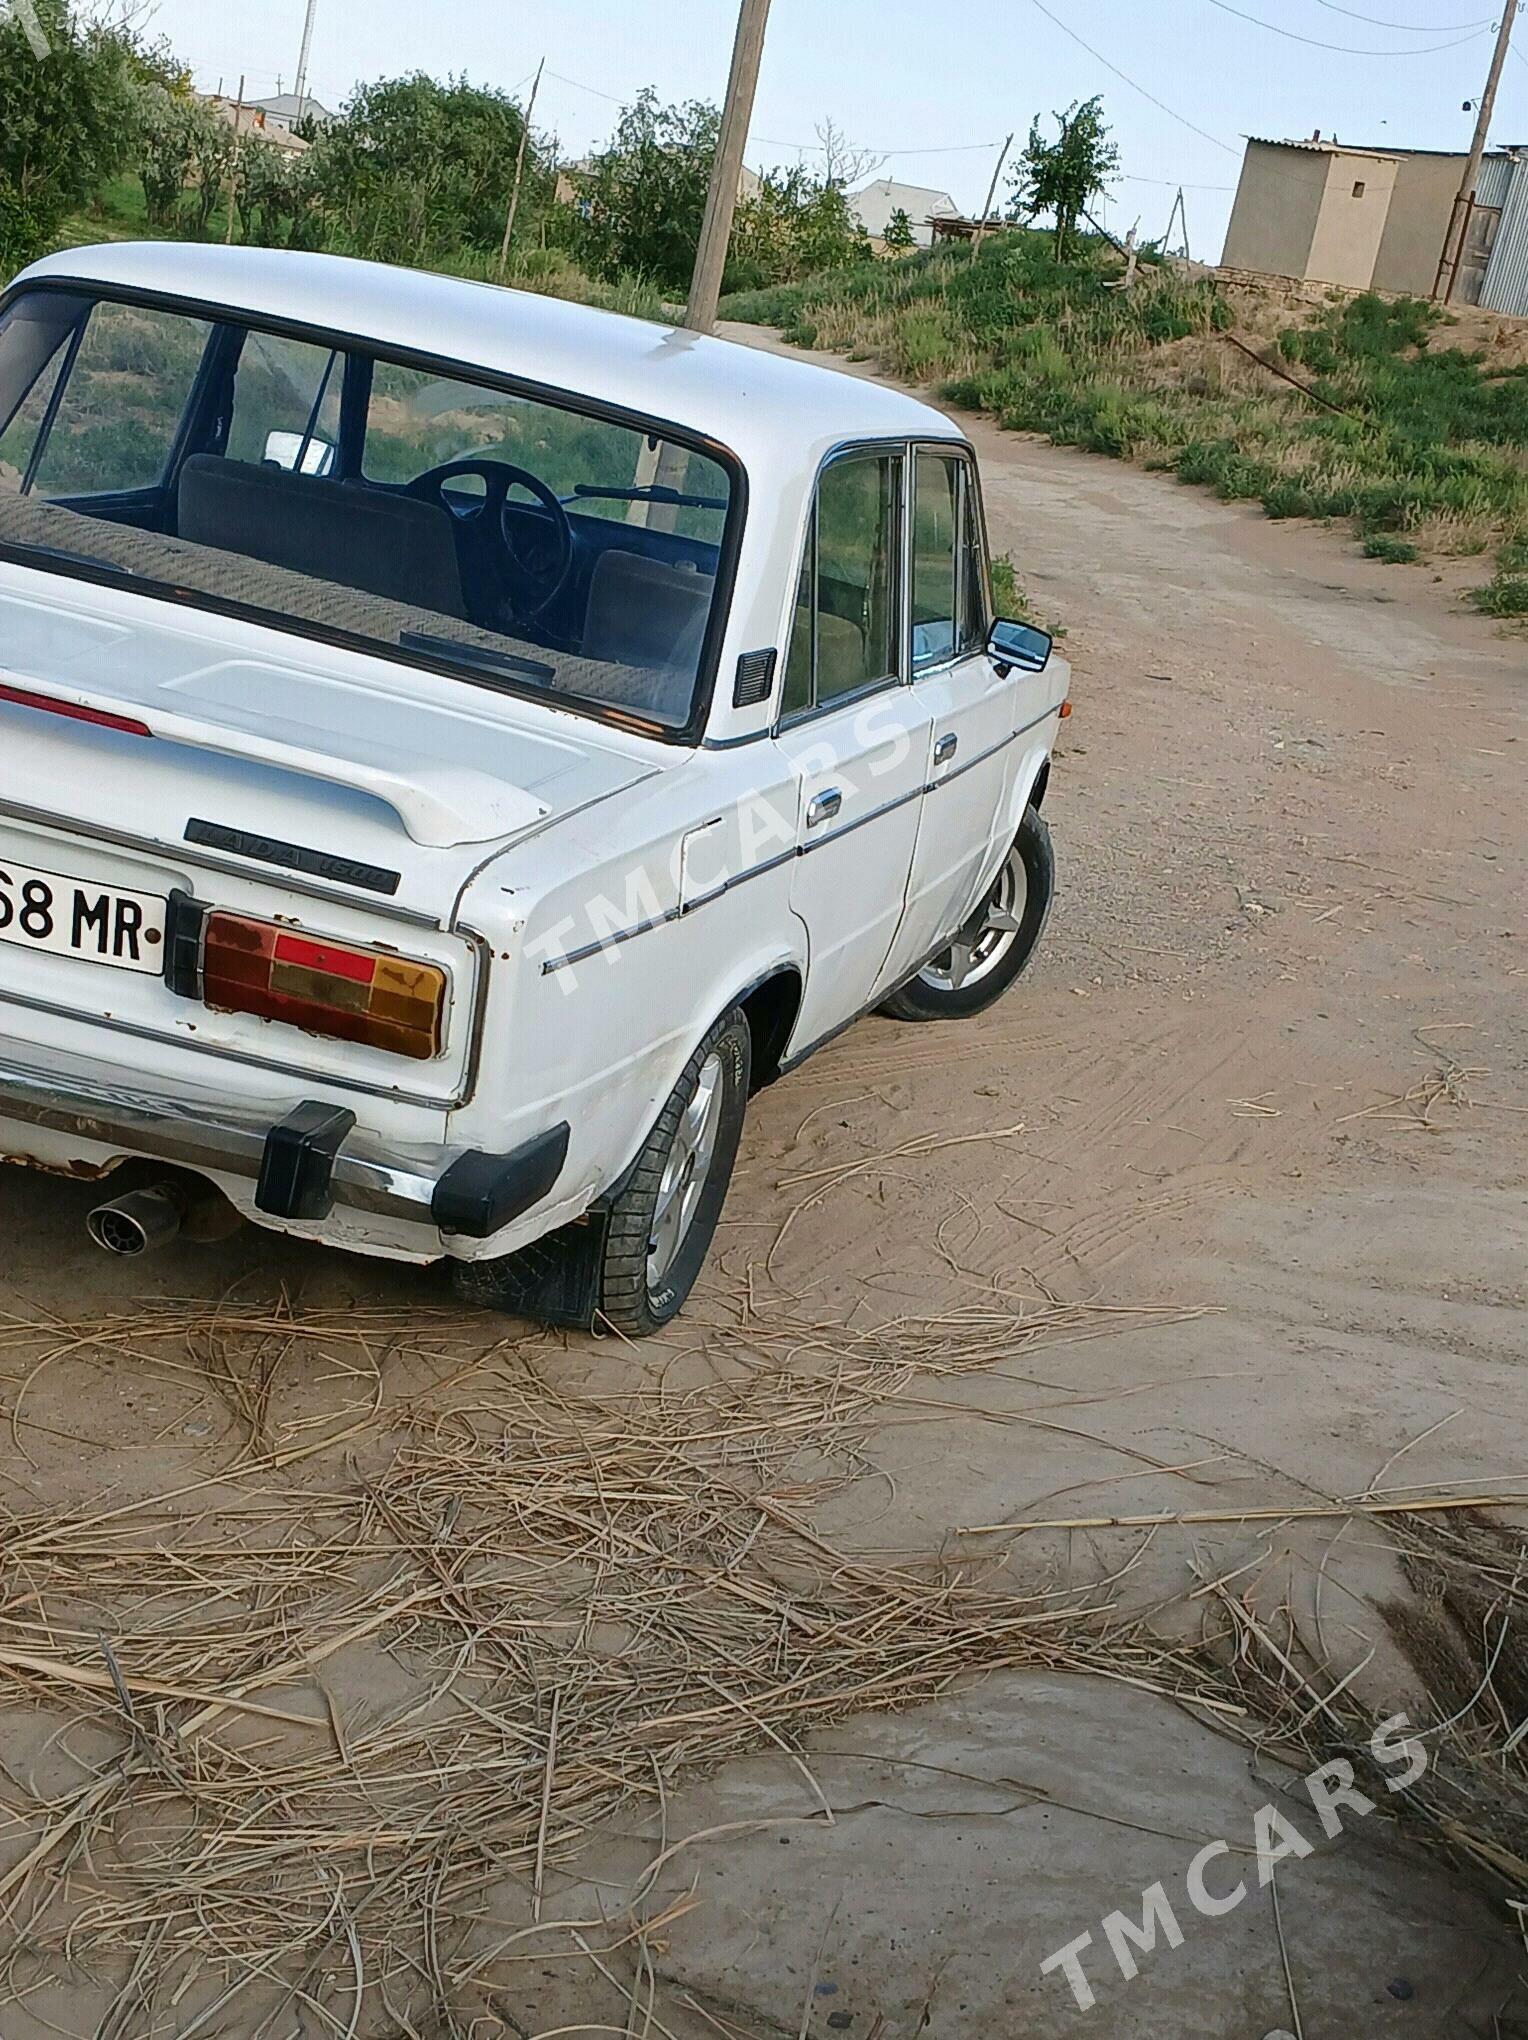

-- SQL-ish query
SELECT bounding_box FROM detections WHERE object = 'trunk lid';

[0,566,661,913]
[0,565,662,1100]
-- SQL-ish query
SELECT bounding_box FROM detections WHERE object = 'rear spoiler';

[0,675,550,848]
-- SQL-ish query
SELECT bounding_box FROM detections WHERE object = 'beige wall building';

[1222,136,1528,311]
[1222,139,1397,289]
[1371,152,1463,294]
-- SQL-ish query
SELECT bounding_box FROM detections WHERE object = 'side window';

[0,335,68,494]
[959,463,991,650]
[227,331,341,474]
[782,509,815,718]
[28,301,209,498]
[781,450,902,717]
[912,451,959,667]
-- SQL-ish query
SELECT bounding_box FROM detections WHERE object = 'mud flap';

[454,1207,611,1329]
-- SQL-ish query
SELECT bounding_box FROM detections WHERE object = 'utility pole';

[971,132,1014,256]
[683,0,772,334]
[226,73,246,245]
[498,57,544,280]
[293,0,318,125]
[1163,186,1190,261]
[1434,0,1519,299]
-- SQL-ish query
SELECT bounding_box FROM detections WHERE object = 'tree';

[1008,95,1118,260]
[725,164,871,290]
[812,117,880,193]
[135,86,231,234]
[136,85,197,227]
[573,91,721,290]
[882,206,914,252]
[236,138,320,250]
[0,0,138,271]
[306,74,551,266]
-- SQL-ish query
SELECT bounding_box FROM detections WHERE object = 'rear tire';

[880,807,1054,1023]
[597,1006,751,1337]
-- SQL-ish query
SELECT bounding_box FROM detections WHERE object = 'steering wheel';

[405,457,574,623]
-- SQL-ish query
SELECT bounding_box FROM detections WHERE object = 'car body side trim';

[537,705,1058,974]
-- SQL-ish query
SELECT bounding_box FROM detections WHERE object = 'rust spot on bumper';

[1,1152,117,1182]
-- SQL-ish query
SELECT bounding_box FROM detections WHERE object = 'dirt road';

[0,334,1523,2037]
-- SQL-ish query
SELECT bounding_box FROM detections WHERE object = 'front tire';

[880,807,1054,1023]
[597,1006,752,1337]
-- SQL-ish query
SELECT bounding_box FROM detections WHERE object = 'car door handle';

[806,788,843,828]
[934,732,959,766]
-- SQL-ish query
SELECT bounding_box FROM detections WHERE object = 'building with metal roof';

[1222,136,1528,315]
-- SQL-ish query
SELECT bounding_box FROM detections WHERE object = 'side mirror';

[987,616,1052,674]
[263,429,335,476]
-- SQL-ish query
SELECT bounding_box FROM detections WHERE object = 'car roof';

[16,243,964,470]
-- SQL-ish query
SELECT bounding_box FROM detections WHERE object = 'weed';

[1469,573,1528,617]
[1364,533,1420,564]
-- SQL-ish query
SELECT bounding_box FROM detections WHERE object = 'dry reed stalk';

[0,1286,1216,2030]
[1191,1509,1528,1933]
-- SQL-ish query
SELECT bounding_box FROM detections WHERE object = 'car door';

[775,445,931,1055]
[874,447,1017,992]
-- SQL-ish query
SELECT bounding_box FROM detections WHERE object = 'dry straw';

[0,1286,1215,2034]
[0,1288,1521,2033]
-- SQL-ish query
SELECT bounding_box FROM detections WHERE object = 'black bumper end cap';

[433,1124,570,1240]
[256,1101,358,1221]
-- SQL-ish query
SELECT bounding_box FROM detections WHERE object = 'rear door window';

[912,450,960,667]
[782,449,903,714]
[27,300,209,498]
[227,331,342,474]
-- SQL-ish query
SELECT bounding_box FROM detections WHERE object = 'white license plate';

[0,858,167,975]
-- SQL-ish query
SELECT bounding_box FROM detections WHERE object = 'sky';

[140,0,1528,259]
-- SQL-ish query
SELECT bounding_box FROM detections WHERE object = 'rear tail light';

[201,913,447,1060]
[0,682,152,738]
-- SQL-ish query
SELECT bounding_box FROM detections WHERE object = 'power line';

[1118,171,1236,190]
[1023,0,1241,154]
[1206,0,1489,54]
[544,67,624,104]
[752,136,1001,155]
[1314,0,1491,26]
[546,64,1002,158]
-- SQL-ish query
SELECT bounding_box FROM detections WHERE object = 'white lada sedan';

[0,243,1067,1333]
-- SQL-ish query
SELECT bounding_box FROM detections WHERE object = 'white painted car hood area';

[0,566,664,920]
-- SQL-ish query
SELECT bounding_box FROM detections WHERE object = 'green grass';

[1469,573,1528,617]
[1363,533,1420,564]
[721,233,1528,601]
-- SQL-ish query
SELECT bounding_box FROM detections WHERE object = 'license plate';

[0,857,167,975]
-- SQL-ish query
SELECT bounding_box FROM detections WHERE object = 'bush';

[136,86,231,235]
[306,74,551,267]
[1363,533,1420,564]
[0,1,139,273]
[1469,574,1528,617]
[725,167,870,292]
[571,90,719,292]
[236,139,321,250]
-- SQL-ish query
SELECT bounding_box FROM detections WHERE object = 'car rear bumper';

[0,1044,567,1240]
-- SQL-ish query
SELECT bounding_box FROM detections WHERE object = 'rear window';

[0,286,739,733]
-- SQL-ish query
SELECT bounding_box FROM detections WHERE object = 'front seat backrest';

[177,455,467,619]
[583,548,712,672]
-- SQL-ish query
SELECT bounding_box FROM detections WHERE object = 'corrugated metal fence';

[1479,156,1528,317]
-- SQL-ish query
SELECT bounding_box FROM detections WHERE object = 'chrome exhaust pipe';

[86,1184,185,1258]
